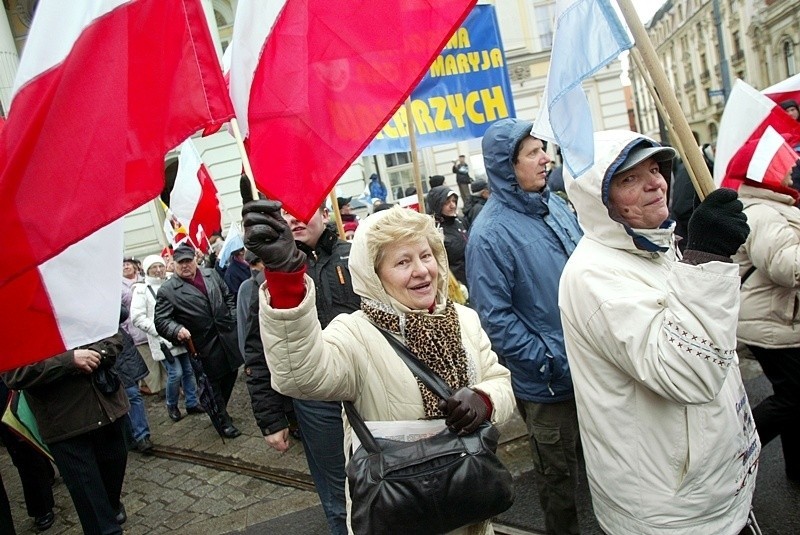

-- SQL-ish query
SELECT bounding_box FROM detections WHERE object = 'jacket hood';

[426,185,458,217]
[348,209,449,314]
[564,130,675,253]
[482,118,553,215]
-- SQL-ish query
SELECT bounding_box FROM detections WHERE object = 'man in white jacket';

[558,131,759,535]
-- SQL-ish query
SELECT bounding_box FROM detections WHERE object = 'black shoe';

[186,405,205,415]
[34,511,55,531]
[167,405,183,422]
[135,437,153,455]
[219,425,241,439]
[115,503,127,525]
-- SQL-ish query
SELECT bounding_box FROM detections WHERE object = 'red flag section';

[0,0,233,371]
[233,0,477,222]
[726,126,800,187]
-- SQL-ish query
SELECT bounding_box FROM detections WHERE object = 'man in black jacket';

[154,244,244,438]
[243,204,360,535]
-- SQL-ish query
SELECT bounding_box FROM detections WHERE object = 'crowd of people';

[2,100,799,535]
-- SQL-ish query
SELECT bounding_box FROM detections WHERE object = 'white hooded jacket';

[558,130,759,535]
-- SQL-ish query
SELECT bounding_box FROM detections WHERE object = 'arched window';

[785,40,797,77]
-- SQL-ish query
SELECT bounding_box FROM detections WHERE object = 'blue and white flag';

[217,221,244,269]
[532,0,632,177]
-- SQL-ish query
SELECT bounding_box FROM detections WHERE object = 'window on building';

[732,31,742,55]
[785,41,797,77]
[384,152,427,200]
[534,1,556,50]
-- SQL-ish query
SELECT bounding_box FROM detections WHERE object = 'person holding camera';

[131,254,202,423]
[2,333,131,535]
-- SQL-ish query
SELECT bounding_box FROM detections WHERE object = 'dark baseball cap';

[172,244,196,262]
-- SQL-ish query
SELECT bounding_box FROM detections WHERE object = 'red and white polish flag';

[714,79,800,190]
[0,0,233,371]
[228,0,478,222]
[171,139,223,253]
[763,73,800,109]
[726,126,800,187]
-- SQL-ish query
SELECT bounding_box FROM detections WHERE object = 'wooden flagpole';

[329,190,346,240]
[405,99,426,214]
[229,118,260,201]
[617,0,715,199]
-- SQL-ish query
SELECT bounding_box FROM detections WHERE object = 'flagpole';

[404,99,425,214]
[617,0,714,199]
[229,118,260,200]
[329,191,346,240]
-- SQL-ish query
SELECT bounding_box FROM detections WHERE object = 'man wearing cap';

[154,244,244,438]
[779,99,800,191]
[463,178,489,229]
[559,130,757,534]
[467,118,583,534]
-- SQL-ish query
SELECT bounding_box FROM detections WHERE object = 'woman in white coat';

[243,203,515,535]
[727,134,800,482]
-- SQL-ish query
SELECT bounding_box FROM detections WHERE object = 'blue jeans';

[123,386,150,442]
[164,353,199,409]
[292,399,347,535]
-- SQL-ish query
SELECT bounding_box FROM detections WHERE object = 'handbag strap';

[146,285,157,300]
[343,326,454,455]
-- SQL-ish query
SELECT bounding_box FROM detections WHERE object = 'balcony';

[731,50,745,64]
[700,70,710,83]
[684,80,695,91]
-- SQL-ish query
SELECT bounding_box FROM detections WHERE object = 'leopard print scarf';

[361,298,469,417]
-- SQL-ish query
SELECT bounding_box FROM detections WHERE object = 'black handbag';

[344,330,514,535]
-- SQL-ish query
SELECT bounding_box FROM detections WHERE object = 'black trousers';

[0,473,15,535]
[747,344,800,478]
[210,368,239,425]
[48,417,128,535]
[0,424,54,518]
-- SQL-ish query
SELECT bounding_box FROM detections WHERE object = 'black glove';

[437,387,489,435]
[241,200,306,272]
[685,188,749,257]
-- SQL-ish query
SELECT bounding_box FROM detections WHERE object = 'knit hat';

[780,99,799,112]
[143,254,166,274]
[470,179,488,193]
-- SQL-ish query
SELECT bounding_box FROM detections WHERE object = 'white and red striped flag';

[726,126,800,187]
[763,73,800,109]
[228,0,477,222]
[170,139,223,253]
[714,79,800,190]
[0,0,234,371]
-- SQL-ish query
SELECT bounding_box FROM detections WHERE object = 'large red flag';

[0,0,234,371]
[763,73,800,109]
[229,0,477,222]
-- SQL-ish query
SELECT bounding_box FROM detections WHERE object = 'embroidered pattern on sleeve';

[664,320,735,368]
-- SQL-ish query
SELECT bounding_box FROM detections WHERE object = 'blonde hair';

[368,207,445,272]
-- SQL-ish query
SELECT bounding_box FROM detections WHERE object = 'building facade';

[630,0,799,145]
[2,0,630,257]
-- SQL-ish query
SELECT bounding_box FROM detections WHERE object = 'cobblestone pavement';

[0,352,770,534]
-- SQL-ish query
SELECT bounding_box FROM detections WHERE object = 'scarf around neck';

[361,298,470,417]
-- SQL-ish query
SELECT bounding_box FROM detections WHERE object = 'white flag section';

[40,221,123,348]
[532,0,632,178]
[745,127,793,183]
[228,0,285,138]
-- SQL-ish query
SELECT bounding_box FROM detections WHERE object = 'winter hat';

[779,99,799,112]
[470,179,488,193]
[143,254,166,274]
[336,196,352,210]
[428,175,445,188]
[173,244,196,262]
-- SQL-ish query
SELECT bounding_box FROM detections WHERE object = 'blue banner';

[363,5,515,155]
